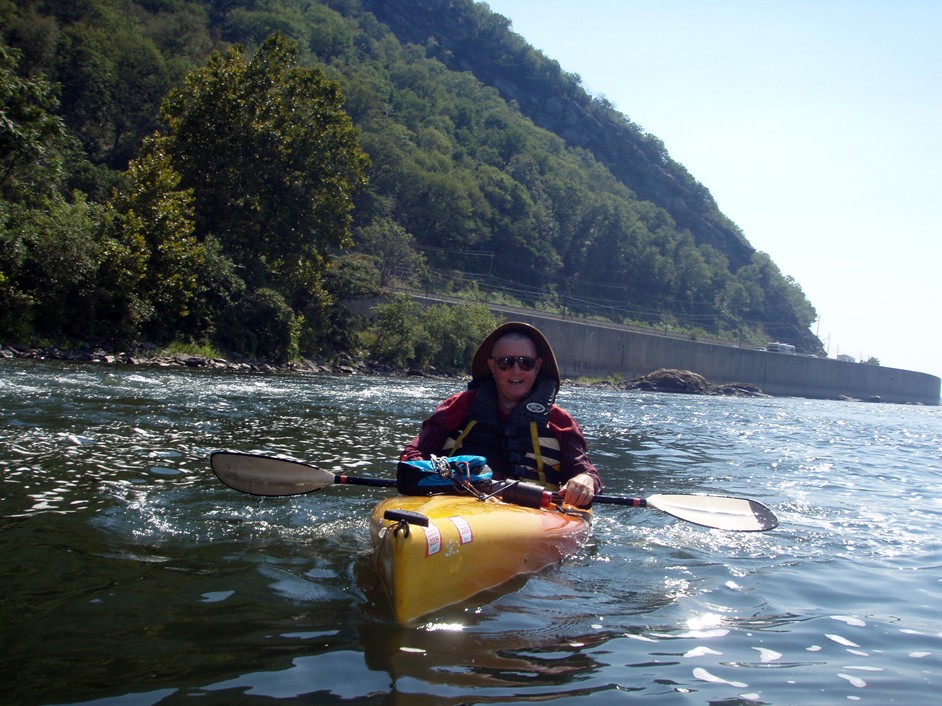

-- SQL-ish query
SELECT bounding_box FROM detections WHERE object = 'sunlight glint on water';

[1,359,941,704]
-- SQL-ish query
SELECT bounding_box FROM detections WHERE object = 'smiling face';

[486,332,543,411]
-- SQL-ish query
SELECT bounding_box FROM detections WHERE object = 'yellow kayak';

[208,452,778,624]
[369,494,591,623]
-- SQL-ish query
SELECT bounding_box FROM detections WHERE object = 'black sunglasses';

[492,355,537,372]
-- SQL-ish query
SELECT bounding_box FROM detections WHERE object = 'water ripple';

[3,359,942,705]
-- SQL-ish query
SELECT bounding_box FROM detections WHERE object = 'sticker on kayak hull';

[423,524,441,556]
[449,516,473,544]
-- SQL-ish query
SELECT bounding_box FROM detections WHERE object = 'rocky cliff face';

[363,0,754,269]
[361,0,822,355]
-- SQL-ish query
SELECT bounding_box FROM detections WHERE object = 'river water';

[1,359,940,705]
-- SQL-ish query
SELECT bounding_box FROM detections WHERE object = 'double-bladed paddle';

[210,451,778,532]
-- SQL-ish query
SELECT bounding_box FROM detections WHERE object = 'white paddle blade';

[210,452,334,496]
[647,494,778,532]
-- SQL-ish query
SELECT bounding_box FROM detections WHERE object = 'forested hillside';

[0,0,823,364]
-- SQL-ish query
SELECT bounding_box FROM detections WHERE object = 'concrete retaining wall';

[512,312,939,405]
[351,297,941,405]
[513,313,940,405]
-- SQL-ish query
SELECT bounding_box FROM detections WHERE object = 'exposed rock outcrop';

[618,368,768,397]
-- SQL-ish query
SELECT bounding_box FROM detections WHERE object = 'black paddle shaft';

[590,495,647,507]
[334,474,397,488]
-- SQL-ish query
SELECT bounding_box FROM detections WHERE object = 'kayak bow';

[370,494,591,623]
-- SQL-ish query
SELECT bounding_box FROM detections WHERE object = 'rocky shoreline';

[0,341,410,376]
[2,342,771,397]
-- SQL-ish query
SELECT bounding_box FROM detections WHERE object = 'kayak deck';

[370,494,591,623]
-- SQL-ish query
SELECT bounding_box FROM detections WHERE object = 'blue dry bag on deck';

[396,455,493,496]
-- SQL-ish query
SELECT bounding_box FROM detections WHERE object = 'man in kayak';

[401,321,602,507]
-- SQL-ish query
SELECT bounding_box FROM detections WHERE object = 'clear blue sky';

[483,0,942,381]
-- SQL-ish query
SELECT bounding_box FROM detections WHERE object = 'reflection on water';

[2,360,942,704]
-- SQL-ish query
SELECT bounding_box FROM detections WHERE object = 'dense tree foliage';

[0,0,823,360]
[157,33,369,357]
[0,42,93,338]
[160,34,368,288]
[370,296,500,371]
[98,137,205,340]
[2,22,367,360]
[0,44,74,204]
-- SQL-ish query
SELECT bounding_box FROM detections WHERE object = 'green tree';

[217,287,296,363]
[54,19,172,169]
[160,33,369,301]
[417,302,500,372]
[369,295,500,372]
[0,44,75,204]
[369,293,421,367]
[0,42,96,341]
[354,217,425,288]
[100,137,204,340]
[0,194,103,340]
[317,251,382,354]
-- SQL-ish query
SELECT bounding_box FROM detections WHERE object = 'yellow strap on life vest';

[446,419,477,455]
[529,421,547,486]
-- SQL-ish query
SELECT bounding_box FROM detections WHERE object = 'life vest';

[441,377,563,489]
